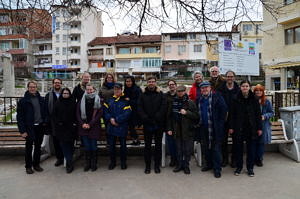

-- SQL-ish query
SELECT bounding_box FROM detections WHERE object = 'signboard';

[219,39,259,76]
[52,65,67,69]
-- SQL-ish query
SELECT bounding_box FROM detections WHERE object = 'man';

[219,70,240,167]
[197,81,227,178]
[189,71,203,101]
[167,85,199,174]
[138,76,166,174]
[164,80,178,167]
[17,80,46,174]
[45,78,64,167]
[104,83,132,170]
[209,66,225,91]
[72,72,91,103]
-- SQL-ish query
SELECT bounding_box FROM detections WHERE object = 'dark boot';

[144,164,151,174]
[121,161,127,170]
[169,157,177,167]
[66,161,74,174]
[84,151,91,172]
[108,154,116,170]
[90,151,98,172]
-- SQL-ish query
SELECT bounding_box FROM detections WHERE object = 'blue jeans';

[60,141,74,162]
[166,134,177,159]
[107,135,127,163]
[255,135,265,161]
[81,136,97,151]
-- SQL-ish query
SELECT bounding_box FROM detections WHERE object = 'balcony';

[12,61,29,67]
[115,67,161,73]
[34,63,53,68]
[88,55,104,60]
[115,52,161,59]
[88,67,107,73]
[69,53,81,59]
[69,28,81,34]
[69,40,81,47]
[33,50,53,56]
[278,2,300,25]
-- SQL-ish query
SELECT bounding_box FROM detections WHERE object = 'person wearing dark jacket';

[124,75,142,145]
[138,76,167,174]
[17,80,46,174]
[72,72,91,103]
[53,88,77,173]
[197,81,228,178]
[167,86,199,174]
[104,83,132,170]
[45,78,64,167]
[99,73,115,103]
[218,70,240,167]
[77,84,102,172]
[229,80,262,177]
[164,80,178,167]
[209,66,225,92]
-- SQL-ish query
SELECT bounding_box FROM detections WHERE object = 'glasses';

[168,84,176,86]
[226,76,234,78]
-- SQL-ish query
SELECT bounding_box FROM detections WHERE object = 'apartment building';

[263,0,300,90]
[51,5,103,77]
[0,8,51,76]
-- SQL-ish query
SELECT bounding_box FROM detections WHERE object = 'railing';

[0,97,22,125]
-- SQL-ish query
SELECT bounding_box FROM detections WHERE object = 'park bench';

[191,119,300,167]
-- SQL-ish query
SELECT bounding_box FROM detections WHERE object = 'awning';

[269,62,300,69]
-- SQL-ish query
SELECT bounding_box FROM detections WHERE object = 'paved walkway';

[0,153,300,199]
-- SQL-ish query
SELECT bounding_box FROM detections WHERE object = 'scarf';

[80,91,101,120]
[198,92,213,149]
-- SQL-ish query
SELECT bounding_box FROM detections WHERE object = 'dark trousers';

[81,136,97,151]
[201,127,222,172]
[129,123,138,140]
[52,135,64,160]
[166,134,177,159]
[176,138,193,168]
[25,125,44,168]
[254,136,265,162]
[60,141,74,163]
[107,135,127,163]
[235,136,256,170]
[144,129,162,168]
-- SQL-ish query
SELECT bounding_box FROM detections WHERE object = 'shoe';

[173,166,183,173]
[108,162,116,170]
[169,157,177,167]
[154,167,161,174]
[214,171,221,178]
[144,167,151,174]
[84,151,91,172]
[33,165,44,172]
[90,151,98,172]
[256,160,263,167]
[66,162,74,174]
[234,168,242,176]
[184,167,191,174]
[201,166,212,172]
[132,139,141,146]
[121,163,127,170]
[248,169,255,177]
[54,159,64,167]
[26,168,34,174]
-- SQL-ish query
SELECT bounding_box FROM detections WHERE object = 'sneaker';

[248,169,255,177]
[214,171,221,178]
[144,167,151,174]
[234,168,242,176]
[26,168,34,174]
[33,165,44,172]
[154,167,161,174]
[184,167,191,175]
[256,160,263,167]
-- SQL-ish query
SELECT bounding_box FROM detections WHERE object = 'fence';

[0,92,299,125]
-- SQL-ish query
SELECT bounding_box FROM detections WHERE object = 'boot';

[169,157,177,167]
[66,161,74,174]
[90,151,98,172]
[84,151,91,172]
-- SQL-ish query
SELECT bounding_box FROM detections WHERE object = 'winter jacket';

[167,95,199,140]
[53,97,77,142]
[17,91,46,140]
[209,75,225,91]
[260,99,274,144]
[137,87,166,131]
[188,82,201,102]
[104,94,132,137]
[44,90,59,135]
[99,83,114,103]
[72,83,85,103]
[124,84,142,126]
[229,91,262,140]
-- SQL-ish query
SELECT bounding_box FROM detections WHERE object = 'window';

[0,42,9,49]
[284,0,294,5]
[0,28,7,35]
[145,47,156,53]
[170,34,186,40]
[56,34,60,43]
[142,58,161,68]
[19,39,28,49]
[119,48,130,54]
[56,60,60,65]
[106,48,112,55]
[178,45,186,54]
[285,27,300,45]
[63,35,67,42]
[63,23,69,30]
[0,15,9,23]
[133,47,141,54]
[70,35,79,41]
[56,47,60,55]
[62,60,67,65]
[189,34,196,39]
[12,40,19,49]
[54,10,60,17]
[256,39,262,45]
[243,24,252,31]
[56,22,60,30]
[165,45,171,53]
[62,47,67,55]
[194,45,202,52]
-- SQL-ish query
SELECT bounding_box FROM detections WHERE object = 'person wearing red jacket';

[189,71,203,101]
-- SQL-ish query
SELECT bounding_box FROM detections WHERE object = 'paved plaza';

[0,153,300,199]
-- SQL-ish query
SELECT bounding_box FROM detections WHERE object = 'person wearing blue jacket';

[104,83,132,170]
[254,84,274,167]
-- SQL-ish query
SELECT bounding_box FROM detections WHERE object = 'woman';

[77,84,102,172]
[254,84,274,167]
[99,73,115,103]
[53,88,77,173]
[123,75,142,145]
[229,80,262,177]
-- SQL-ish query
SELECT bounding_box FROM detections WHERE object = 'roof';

[33,32,52,40]
[0,34,28,40]
[161,31,240,35]
[88,34,161,46]
[236,21,263,26]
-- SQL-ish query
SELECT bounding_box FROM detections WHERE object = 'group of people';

[17,66,274,178]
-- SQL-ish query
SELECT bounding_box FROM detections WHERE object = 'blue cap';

[199,81,211,88]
